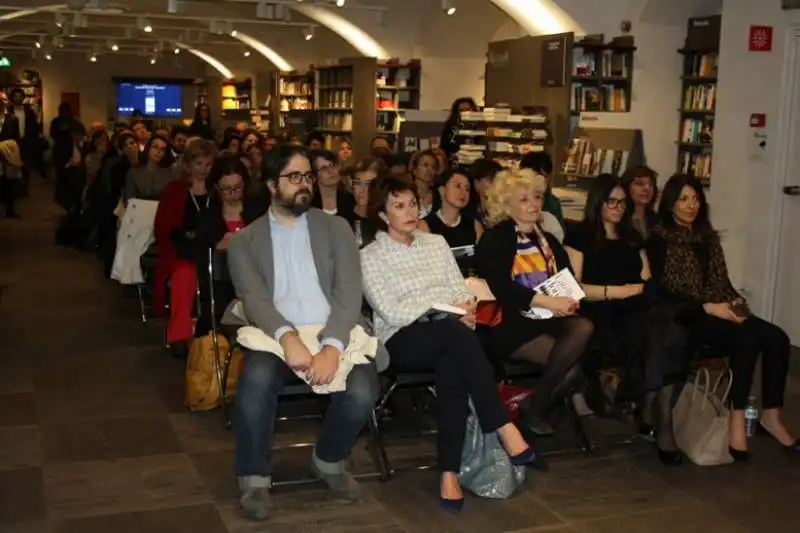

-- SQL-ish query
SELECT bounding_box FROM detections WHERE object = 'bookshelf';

[676,15,720,188]
[374,61,422,148]
[272,71,314,136]
[570,36,636,115]
[454,106,549,170]
[221,78,253,120]
[559,126,645,189]
[6,68,43,121]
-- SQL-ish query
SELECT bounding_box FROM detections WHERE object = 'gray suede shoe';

[238,476,272,521]
[310,462,363,502]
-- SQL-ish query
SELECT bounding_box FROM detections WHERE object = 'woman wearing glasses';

[193,155,268,337]
[563,174,689,465]
[310,149,355,219]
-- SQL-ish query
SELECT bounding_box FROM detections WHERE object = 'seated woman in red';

[194,155,268,336]
[154,139,217,358]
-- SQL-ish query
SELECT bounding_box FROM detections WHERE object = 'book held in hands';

[521,268,585,320]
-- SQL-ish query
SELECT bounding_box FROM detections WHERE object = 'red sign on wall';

[749,25,773,51]
[750,113,767,127]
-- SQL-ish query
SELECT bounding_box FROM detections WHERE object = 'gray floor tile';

[0,425,41,470]
[42,416,182,463]
[573,504,752,533]
[35,386,166,423]
[0,467,46,524]
[43,454,210,520]
[51,503,228,533]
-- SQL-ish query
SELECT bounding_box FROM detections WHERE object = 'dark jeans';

[385,318,510,473]
[234,349,379,479]
[691,314,790,410]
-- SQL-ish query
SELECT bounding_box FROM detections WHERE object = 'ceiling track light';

[54,12,65,28]
[441,0,456,16]
[167,0,181,14]
[243,48,251,57]
[137,17,152,33]
[302,25,314,41]
[45,52,53,60]
[72,12,88,28]
[335,0,346,7]
[174,46,180,54]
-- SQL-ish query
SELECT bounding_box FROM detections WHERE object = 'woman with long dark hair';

[124,134,174,201]
[190,103,215,141]
[564,174,689,464]
[621,165,658,239]
[648,174,798,460]
[439,97,477,158]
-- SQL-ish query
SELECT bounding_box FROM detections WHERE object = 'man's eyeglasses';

[218,184,244,194]
[605,198,627,209]
[280,171,316,185]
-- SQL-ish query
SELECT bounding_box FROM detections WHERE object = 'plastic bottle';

[745,396,759,438]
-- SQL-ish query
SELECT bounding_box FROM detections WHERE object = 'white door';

[770,30,800,344]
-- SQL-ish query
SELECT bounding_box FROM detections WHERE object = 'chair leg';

[366,408,392,482]
[564,394,594,454]
[221,343,236,429]
[136,284,147,323]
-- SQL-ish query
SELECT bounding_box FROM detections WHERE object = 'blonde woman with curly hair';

[474,168,594,437]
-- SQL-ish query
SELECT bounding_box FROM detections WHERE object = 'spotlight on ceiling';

[150,56,157,64]
[167,0,181,14]
[90,54,97,62]
[137,17,152,33]
[111,43,118,51]
[35,41,41,49]
[441,0,456,15]
[243,48,251,57]
[54,12,65,28]
[230,29,238,37]
[45,53,53,60]
[174,47,180,54]
[335,0,345,7]
[302,26,314,41]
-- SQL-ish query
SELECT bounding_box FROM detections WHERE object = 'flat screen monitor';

[116,82,183,117]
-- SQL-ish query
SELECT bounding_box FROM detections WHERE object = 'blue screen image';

[116,83,183,117]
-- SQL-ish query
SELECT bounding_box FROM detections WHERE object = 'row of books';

[686,53,718,78]
[679,152,712,179]
[683,84,716,111]
[680,119,714,145]
[572,85,629,112]
[572,50,630,78]
[563,138,630,177]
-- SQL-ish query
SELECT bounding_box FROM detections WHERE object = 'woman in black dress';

[342,156,384,248]
[564,174,689,464]
[420,169,483,274]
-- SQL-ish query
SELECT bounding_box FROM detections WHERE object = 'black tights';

[643,384,679,451]
[509,316,594,417]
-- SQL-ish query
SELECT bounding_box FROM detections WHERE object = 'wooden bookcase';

[570,36,636,115]
[559,126,645,189]
[374,61,422,148]
[676,15,721,188]
[221,78,252,120]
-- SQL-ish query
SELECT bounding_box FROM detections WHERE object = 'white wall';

[711,0,800,315]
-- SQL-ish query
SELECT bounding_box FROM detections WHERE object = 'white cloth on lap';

[111,199,159,285]
[236,324,378,394]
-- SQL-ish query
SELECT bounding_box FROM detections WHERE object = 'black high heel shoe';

[656,446,683,466]
[728,446,751,463]
[756,422,800,455]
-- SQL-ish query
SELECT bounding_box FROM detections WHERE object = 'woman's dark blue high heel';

[510,447,550,472]
[439,497,465,514]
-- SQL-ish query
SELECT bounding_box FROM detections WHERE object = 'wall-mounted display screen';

[116,83,183,117]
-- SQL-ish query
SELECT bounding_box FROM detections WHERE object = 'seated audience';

[193,155,267,336]
[153,139,217,358]
[647,174,798,459]
[563,174,688,464]
[520,151,565,229]
[310,149,355,218]
[621,165,658,239]
[343,157,384,247]
[336,136,353,164]
[410,149,440,219]
[242,130,262,152]
[221,129,242,154]
[124,135,173,201]
[304,131,326,150]
[245,143,264,185]
[388,152,410,178]
[227,144,378,521]
[473,169,594,436]
[83,130,110,188]
[361,175,541,513]
[369,135,393,157]
[467,158,502,228]
[419,169,483,275]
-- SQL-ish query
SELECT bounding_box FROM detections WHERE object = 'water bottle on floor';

[745,396,759,438]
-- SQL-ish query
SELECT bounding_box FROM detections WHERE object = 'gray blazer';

[124,166,174,202]
[227,207,363,349]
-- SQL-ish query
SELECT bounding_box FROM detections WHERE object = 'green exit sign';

[0,57,11,68]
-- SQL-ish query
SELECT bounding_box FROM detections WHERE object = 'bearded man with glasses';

[227,144,381,521]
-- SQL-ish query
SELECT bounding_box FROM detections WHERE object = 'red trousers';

[167,259,197,343]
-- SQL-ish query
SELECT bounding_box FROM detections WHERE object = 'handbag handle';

[711,368,734,405]
[690,367,711,405]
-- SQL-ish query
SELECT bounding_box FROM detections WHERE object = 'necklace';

[436,209,460,227]
[189,190,209,212]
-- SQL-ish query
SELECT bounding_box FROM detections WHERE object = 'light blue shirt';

[270,210,344,352]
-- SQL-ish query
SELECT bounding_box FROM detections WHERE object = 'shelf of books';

[454,106,549,171]
[570,36,636,115]
[677,44,718,188]
[560,127,644,189]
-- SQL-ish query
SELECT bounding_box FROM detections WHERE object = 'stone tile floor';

[1,182,798,532]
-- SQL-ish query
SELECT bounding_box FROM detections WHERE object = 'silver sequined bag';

[458,410,526,499]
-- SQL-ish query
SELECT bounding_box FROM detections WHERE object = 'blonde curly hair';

[484,168,547,226]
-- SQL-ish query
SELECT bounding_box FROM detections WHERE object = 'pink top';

[225,219,246,233]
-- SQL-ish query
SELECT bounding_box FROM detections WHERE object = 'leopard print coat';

[651,224,739,304]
